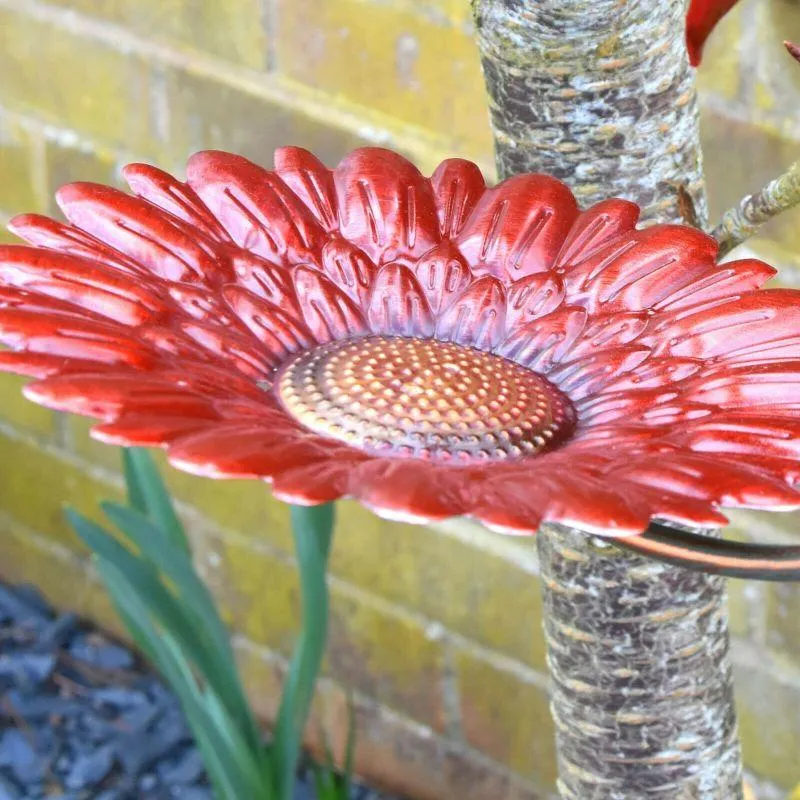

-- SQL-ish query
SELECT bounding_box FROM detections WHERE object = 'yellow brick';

[44,0,267,69]
[327,590,445,730]
[735,661,800,789]
[695,0,743,101]
[274,0,493,157]
[0,432,122,551]
[331,504,548,670]
[0,8,153,151]
[0,372,57,438]
[208,533,446,728]
[456,648,557,788]
[206,535,299,651]
[158,67,371,170]
[0,115,42,215]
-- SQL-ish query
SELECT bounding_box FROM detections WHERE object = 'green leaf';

[98,501,262,750]
[272,503,335,800]
[67,510,254,740]
[122,448,188,555]
[95,559,266,800]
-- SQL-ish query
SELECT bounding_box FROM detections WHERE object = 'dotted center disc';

[276,336,576,463]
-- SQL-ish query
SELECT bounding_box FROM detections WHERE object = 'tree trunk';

[471,1,743,797]
[538,527,741,798]
[471,0,707,227]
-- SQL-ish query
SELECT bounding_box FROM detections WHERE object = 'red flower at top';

[686,0,739,66]
[2,147,800,576]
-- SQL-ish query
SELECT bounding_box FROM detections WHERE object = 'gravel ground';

[0,582,396,800]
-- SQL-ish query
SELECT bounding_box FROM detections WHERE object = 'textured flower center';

[276,336,576,462]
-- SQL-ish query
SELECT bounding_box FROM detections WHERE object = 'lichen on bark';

[471,1,742,797]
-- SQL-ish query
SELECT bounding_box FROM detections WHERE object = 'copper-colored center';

[276,336,576,462]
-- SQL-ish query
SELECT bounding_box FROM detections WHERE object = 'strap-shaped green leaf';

[94,558,267,799]
[122,448,188,555]
[99,501,262,749]
[68,510,256,745]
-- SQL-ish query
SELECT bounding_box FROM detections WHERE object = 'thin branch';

[711,158,800,258]
[711,41,800,257]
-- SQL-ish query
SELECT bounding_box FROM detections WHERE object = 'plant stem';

[272,503,336,800]
[712,158,800,258]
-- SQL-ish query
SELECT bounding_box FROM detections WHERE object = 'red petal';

[92,414,218,446]
[230,251,298,312]
[555,198,640,267]
[656,258,775,311]
[167,284,231,324]
[548,346,651,399]
[564,225,719,313]
[505,272,565,331]
[412,241,471,315]
[430,158,486,238]
[8,214,147,277]
[648,290,800,361]
[498,306,587,372]
[122,163,231,242]
[56,183,222,283]
[187,150,325,265]
[0,310,159,368]
[272,454,368,505]
[274,146,338,231]
[565,311,650,361]
[223,285,315,362]
[0,246,168,325]
[180,320,276,377]
[455,174,578,281]
[139,324,217,362]
[334,148,440,265]
[686,0,739,66]
[598,356,702,393]
[648,452,800,510]
[674,415,800,461]
[576,387,688,426]
[683,364,800,411]
[292,266,368,343]
[168,424,338,479]
[0,351,115,379]
[320,237,377,306]
[539,472,649,535]
[435,275,507,350]
[467,478,543,535]
[24,373,187,418]
[366,263,434,337]
[352,459,468,523]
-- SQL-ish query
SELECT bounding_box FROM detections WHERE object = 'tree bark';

[538,527,741,798]
[471,1,743,797]
[471,0,708,227]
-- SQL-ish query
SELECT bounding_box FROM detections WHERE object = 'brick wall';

[0,1,798,798]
